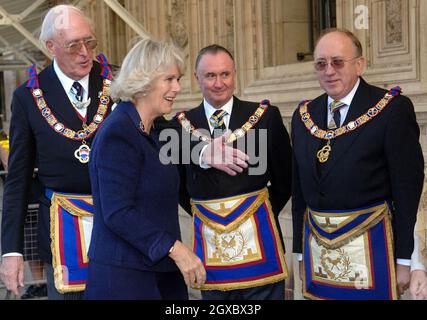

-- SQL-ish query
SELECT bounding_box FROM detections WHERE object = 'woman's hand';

[169,240,206,288]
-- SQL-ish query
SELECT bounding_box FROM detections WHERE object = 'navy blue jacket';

[88,101,180,272]
[1,62,112,261]
[291,78,424,259]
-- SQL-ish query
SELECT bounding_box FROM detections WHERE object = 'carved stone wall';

[386,0,403,44]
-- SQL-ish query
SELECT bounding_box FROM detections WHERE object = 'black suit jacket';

[291,78,424,259]
[1,61,113,262]
[179,97,292,249]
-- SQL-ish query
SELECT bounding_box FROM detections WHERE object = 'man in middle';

[177,45,292,300]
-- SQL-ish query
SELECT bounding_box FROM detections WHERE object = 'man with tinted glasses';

[291,28,424,300]
[0,4,114,300]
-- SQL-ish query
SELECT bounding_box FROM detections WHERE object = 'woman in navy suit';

[85,38,206,300]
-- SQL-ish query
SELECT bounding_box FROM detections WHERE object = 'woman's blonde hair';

[110,38,185,102]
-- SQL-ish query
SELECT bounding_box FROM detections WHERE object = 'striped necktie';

[210,109,227,137]
[71,81,84,102]
[328,100,347,129]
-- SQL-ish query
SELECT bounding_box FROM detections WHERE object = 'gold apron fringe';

[384,209,398,300]
[203,273,287,292]
[50,192,93,293]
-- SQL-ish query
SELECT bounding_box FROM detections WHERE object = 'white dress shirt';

[53,59,90,118]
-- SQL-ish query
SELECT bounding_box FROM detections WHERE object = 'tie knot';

[331,100,346,113]
[210,109,227,129]
[71,81,83,102]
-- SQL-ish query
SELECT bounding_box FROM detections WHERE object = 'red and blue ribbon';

[96,53,112,80]
[261,99,270,106]
[389,85,402,96]
[26,64,39,89]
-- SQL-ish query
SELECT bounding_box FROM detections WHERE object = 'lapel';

[319,78,373,181]
[121,101,143,133]
[39,62,103,131]
[228,97,249,131]
[188,102,211,132]
[306,94,328,183]
[120,101,158,146]
[39,64,83,130]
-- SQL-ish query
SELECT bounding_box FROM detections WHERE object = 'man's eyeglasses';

[61,38,98,54]
[314,56,361,71]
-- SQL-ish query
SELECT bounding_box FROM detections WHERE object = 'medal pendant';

[74,143,91,163]
[317,140,331,163]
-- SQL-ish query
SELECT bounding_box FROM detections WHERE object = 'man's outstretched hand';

[202,130,249,176]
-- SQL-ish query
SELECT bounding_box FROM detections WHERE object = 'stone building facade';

[2,0,426,299]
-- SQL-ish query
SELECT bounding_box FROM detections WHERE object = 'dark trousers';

[84,260,188,300]
[201,280,285,300]
[45,263,84,300]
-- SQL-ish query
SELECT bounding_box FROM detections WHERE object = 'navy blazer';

[1,62,112,261]
[291,78,424,259]
[88,101,180,272]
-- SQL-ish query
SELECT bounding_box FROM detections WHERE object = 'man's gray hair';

[39,4,94,49]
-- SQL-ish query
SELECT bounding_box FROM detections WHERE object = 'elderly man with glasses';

[291,28,424,300]
[0,4,114,300]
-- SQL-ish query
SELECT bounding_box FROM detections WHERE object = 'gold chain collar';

[299,86,401,163]
[299,86,401,141]
[177,100,270,144]
[31,78,111,141]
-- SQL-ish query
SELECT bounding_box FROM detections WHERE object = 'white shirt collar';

[53,59,90,98]
[327,78,360,107]
[203,97,234,120]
